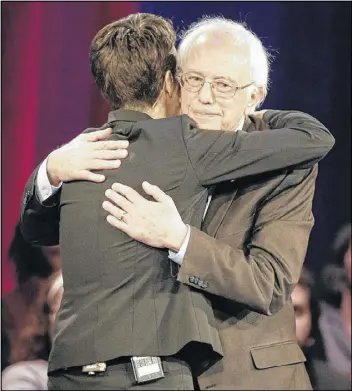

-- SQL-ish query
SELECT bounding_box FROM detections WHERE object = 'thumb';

[142,181,171,204]
[85,127,113,142]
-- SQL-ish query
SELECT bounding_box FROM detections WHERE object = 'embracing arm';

[177,166,318,316]
[184,110,334,185]
[20,164,61,246]
[20,128,128,245]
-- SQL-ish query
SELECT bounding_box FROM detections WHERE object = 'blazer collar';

[108,109,152,123]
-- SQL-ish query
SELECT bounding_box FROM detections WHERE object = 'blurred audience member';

[2,224,54,365]
[292,266,351,389]
[317,223,351,381]
[292,267,316,349]
[2,272,64,390]
[1,358,49,390]
[2,222,61,364]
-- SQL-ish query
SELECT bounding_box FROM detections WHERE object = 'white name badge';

[131,356,165,383]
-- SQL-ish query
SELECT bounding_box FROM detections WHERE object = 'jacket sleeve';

[183,110,334,186]
[20,164,61,246]
[177,165,318,316]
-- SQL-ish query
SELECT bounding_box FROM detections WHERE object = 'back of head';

[90,13,177,110]
[178,16,271,106]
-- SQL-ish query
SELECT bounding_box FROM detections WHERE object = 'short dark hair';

[90,13,177,110]
[332,222,351,267]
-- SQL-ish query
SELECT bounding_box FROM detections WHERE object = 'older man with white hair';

[100,17,319,389]
[20,14,331,390]
[177,17,270,131]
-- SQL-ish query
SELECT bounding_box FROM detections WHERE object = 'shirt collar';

[107,109,152,123]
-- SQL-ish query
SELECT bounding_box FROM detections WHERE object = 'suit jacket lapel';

[202,115,266,236]
[202,183,238,236]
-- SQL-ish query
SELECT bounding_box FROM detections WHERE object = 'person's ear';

[164,70,176,97]
[246,85,266,115]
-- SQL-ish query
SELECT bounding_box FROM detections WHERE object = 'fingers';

[105,189,133,212]
[89,159,122,170]
[142,181,173,205]
[102,200,126,218]
[84,128,113,142]
[93,149,128,160]
[78,170,106,182]
[106,214,129,233]
[84,128,112,142]
[111,183,146,204]
[91,140,129,151]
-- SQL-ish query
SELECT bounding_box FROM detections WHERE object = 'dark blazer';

[20,109,334,376]
[175,117,330,389]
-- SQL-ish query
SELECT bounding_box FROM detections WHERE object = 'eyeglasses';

[179,72,254,99]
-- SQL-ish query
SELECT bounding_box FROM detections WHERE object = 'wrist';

[46,151,61,187]
[165,223,188,252]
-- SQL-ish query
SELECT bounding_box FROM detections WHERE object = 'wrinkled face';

[292,284,312,347]
[180,37,254,131]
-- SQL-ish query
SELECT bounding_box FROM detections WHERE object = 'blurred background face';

[292,284,312,347]
[180,36,253,131]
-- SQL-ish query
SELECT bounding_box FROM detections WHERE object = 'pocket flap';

[250,341,306,369]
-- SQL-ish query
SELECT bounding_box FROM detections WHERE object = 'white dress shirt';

[36,158,62,203]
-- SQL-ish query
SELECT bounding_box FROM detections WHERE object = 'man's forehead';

[181,41,250,80]
[193,30,245,46]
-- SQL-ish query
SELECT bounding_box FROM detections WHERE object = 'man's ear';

[246,85,266,115]
[163,70,175,97]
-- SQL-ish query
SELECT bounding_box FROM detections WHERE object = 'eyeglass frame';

[178,71,254,99]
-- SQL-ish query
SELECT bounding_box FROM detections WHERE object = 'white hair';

[178,16,272,98]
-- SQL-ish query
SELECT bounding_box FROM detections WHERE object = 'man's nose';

[198,81,215,104]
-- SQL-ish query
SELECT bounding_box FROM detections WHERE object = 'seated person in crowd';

[2,223,60,367]
[1,272,64,391]
[292,265,351,390]
[315,223,351,383]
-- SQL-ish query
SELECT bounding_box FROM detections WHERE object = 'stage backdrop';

[2,1,351,294]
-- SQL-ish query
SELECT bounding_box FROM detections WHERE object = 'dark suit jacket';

[20,109,334,375]
[175,117,330,389]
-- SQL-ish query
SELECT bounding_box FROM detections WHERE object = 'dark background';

[2,1,351,293]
